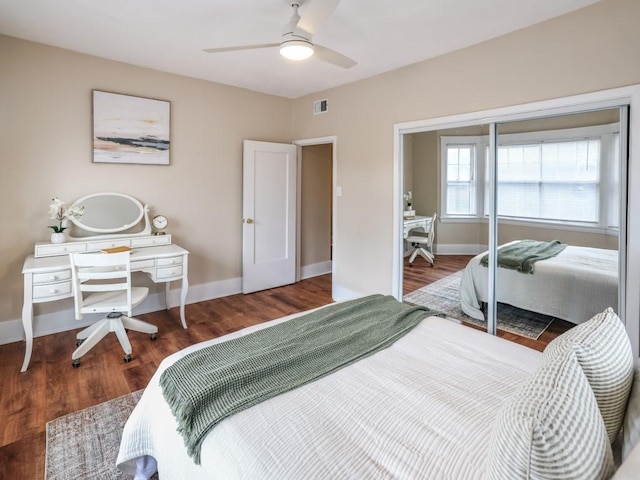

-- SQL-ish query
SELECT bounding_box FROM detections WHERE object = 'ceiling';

[0,0,601,99]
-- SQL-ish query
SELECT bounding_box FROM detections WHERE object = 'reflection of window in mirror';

[495,110,621,245]
[440,110,621,250]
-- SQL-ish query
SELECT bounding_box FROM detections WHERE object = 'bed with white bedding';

[459,243,618,324]
[116,308,541,479]
[116,296,640,480]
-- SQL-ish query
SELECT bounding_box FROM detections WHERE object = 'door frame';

[293,135,338,300]
[392,84,640,358]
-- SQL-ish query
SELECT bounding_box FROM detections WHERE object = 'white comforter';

[117,312,541,479]
[460,244,618,324]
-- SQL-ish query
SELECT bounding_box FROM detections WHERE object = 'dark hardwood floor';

[0,257,571,479]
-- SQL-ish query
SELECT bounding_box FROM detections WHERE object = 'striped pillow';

[543,307,634,443]
[487,351,614,479]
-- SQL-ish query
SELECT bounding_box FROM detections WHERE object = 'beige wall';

[402,134,413,199]
[291,0,640,296]
[410,132,438,219]
[0,34,292,324]
[300,144,332,267]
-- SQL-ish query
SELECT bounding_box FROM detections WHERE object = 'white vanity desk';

[403,215,431,238]
[20,193,189,372]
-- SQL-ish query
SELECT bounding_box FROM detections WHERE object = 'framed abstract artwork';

[92,90,171,165]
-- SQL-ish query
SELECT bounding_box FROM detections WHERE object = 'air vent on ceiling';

[313,98,328,115]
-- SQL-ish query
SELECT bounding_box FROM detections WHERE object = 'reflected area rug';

[45,390,158,480]
[404,270,555,340]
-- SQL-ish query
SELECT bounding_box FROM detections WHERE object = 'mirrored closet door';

[399,104,629,347]
[489,108,626,343]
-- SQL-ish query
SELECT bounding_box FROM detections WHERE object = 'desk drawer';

[33,281,72,300]
[35,243,86,257]
[33,269,72,285]
[131,259,155,271]
[132,235,171,248]
[155,266,183,280]
[157,256,183,267]
[88,239,132,251]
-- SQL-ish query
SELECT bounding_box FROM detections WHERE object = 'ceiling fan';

[203,0,357,68]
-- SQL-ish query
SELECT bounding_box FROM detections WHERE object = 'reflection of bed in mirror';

[459,242,618,324]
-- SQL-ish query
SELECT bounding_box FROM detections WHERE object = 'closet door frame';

[392,85,640,358]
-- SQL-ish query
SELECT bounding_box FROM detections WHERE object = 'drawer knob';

[49,275,57,281]
[50,288,58,294]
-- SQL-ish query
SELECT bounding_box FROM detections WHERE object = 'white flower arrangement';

[403,190,413,208]
[48,197,84,233]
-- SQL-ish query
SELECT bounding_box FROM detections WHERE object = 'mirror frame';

[69,192,150,235]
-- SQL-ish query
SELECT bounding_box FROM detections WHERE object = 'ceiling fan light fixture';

[279,40,314,61]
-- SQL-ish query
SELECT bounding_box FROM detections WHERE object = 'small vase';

[50,232,66,244]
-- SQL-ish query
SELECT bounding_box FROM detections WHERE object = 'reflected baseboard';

[433,244,487,255]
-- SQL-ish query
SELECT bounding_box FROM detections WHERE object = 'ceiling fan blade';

[297,0,341,35]
[314,44,357,69]
[204,43,279,54]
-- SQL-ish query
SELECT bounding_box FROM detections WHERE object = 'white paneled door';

[242,140,297,294]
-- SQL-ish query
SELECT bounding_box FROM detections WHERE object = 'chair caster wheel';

[123,354,132,363]
[151,333,158,341]
[72,359,80,368]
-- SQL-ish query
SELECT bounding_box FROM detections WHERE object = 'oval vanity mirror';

[70,192,145,234]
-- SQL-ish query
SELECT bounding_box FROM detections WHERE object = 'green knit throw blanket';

[159,294,433,464]
[480,239,567,274]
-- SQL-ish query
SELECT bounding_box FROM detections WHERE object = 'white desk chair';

[69,251,157,367]
[406,212,437,266]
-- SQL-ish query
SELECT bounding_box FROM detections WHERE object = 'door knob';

[245,218,254,224]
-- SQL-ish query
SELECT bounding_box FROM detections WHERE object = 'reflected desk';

[21,237,189,372]
[403,215,432,257]
[403,215,431,238]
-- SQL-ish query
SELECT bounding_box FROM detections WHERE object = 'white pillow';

[543,307,634,443]
[487,351,614,479]
[622,361,640,460]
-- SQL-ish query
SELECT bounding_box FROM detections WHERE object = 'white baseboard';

[1,271,400,346]
[300,260,332,280]
[0,277,244,346]
[332,285,363,302]
[435,243,487,255]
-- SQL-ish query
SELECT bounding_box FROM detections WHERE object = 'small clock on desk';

[152,214,168,235]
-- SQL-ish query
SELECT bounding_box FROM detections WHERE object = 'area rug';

[45,389,158,480]
[404,270,555,340]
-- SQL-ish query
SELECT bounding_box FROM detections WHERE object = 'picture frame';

[92,90,171,165]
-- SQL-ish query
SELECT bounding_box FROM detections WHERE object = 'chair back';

[69,252,133,320]
[426,212,437,249]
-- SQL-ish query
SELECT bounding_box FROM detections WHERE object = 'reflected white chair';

[69,251,157,367]
[406,212,437,266]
